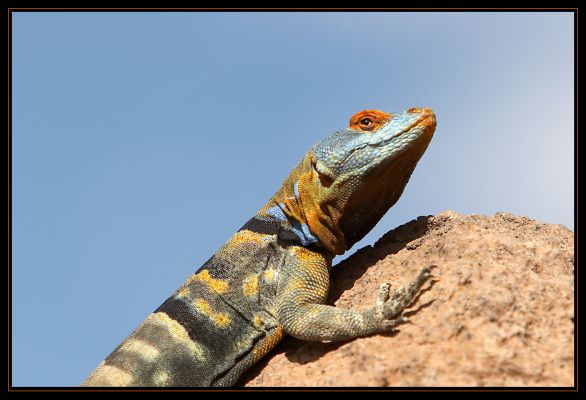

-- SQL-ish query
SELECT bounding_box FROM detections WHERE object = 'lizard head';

[292,107,436,255]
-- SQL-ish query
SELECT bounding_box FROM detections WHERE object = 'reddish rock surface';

[242,211,574,387]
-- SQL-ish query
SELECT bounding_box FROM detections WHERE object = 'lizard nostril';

[407,107,422,113]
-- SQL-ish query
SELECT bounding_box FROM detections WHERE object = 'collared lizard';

[82,107,437,387]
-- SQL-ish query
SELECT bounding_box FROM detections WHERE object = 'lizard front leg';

[276,246,435,342]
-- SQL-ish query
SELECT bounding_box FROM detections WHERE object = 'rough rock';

[242,210,574,387]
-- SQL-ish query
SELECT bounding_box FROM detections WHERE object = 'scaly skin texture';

[82,107,437,387]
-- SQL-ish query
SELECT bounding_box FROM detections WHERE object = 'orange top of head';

[349,110,391,132]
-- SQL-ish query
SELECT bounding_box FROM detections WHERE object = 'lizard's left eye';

[355,116,377,132]
[349,110,391,132]
[360,118,372,127]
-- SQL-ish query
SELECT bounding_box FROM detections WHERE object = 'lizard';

[81,107,437,387]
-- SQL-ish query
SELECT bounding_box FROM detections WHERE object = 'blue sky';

[11,12,574,386]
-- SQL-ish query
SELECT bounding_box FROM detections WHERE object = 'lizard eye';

[349,110,391,132]
[359,118,372,128]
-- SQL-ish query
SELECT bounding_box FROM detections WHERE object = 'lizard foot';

[374,264,438,330]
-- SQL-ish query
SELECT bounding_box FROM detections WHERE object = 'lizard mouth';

[413,110,437,134]
[392,108,436,138]
[367,108,436,147]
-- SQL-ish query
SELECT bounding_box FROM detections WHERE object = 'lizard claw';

[379,315,410,330]
[373,264,438,331]
[376,282,391,307]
